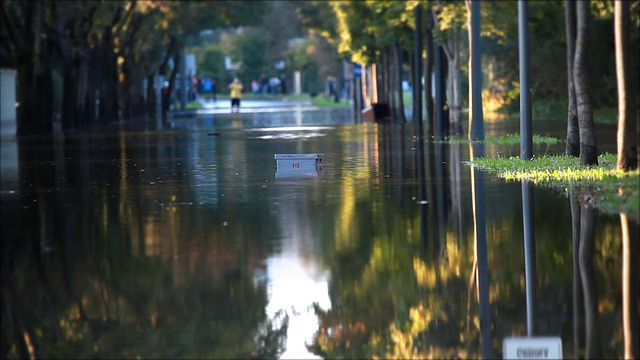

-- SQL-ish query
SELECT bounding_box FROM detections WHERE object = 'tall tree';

[614,0,638,171]
[431,0,465,136]
[565,0,580,156]
[573,0,598,166]
[327,0,413,121]
[425,2,435,136]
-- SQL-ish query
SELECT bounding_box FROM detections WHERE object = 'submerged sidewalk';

[170,98,317,117]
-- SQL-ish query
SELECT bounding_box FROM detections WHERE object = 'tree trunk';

[573,1,598,166]
[614,0,638,171]
[15,58,34,136]
[8,2,36,136]
[162,51,180,114]
[146,73,157,119]
[159,35,177,116]
[466,0,473,137]
[388,46,399,120]
[425,3,435,138]
[395,42,407,123]
[82,44,100,127]
[100,25,119,124]
[430,5,463,136]
[565,0,580,156]
[54,1,77,130]
[32,1,53,134]
[448,54,462,136]
[122,62,146,120]
[75,47,90,129]
[61,63,78,130]
[410,54,416,122]
[449,27,463,137]
[380,51,389,104]
[439,48,450,139]
[361,66,370,108]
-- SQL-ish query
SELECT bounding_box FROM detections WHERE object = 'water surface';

[1,106,634,358]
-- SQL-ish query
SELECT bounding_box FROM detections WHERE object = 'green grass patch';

[468,153,639,221]
[186,101,202,109]
[435,133,561,145]
[310,96,351,108]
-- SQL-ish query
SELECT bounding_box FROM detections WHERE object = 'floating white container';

[274,153,323,169]
[274,154,324,180]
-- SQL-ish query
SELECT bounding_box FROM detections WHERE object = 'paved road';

[198,98,313,109]
[170,98,325,116]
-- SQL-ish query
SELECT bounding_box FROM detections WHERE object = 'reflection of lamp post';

[225,56,241,78]
[519,0,537,338]
[469,142,493,360]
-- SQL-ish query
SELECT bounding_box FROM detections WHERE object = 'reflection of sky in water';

[265,188,331,359]
[247,126,332,140]
[266,253,330,359]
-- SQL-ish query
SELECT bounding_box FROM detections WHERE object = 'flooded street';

[1,102,634,358]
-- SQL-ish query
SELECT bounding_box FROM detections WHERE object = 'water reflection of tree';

[572,191,603,359]
[569,186,639,358]
[1,136,288,359]
[307,135,482,358]
[306,136,632,358]
[576,199,603,358]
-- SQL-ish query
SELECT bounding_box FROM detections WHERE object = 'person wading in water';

[228,78,244,113]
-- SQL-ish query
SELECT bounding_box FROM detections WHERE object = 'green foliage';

[286,38,316,72]
[191,45,226,80]
[296,1,339,40]
[169,2,267,37]
[432,0,468,34]
[283,34,342,93]
[489,0,638,112]
[185,2,342,96]
[480,1,518,44]
[232,26,271,84]
[468,153,640,221]
[330,0,413,64]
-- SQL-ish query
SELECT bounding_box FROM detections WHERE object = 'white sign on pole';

[294,71,301,95]
[503,337,562,359]
[185,53,196,76]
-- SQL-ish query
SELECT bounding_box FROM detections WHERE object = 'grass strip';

[467,153,639,221]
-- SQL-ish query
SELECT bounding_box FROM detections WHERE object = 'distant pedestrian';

[211,79,217,102]
[191,75,199,101]
[251,80,260,94]
[260,73,269,95]
[228,78,243,112]
[269,76,281,95]
[202,77,212,101]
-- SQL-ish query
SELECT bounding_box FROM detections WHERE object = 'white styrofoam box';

[274,153,324,169]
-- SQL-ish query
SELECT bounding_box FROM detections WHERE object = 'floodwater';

[1,101,636,359]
